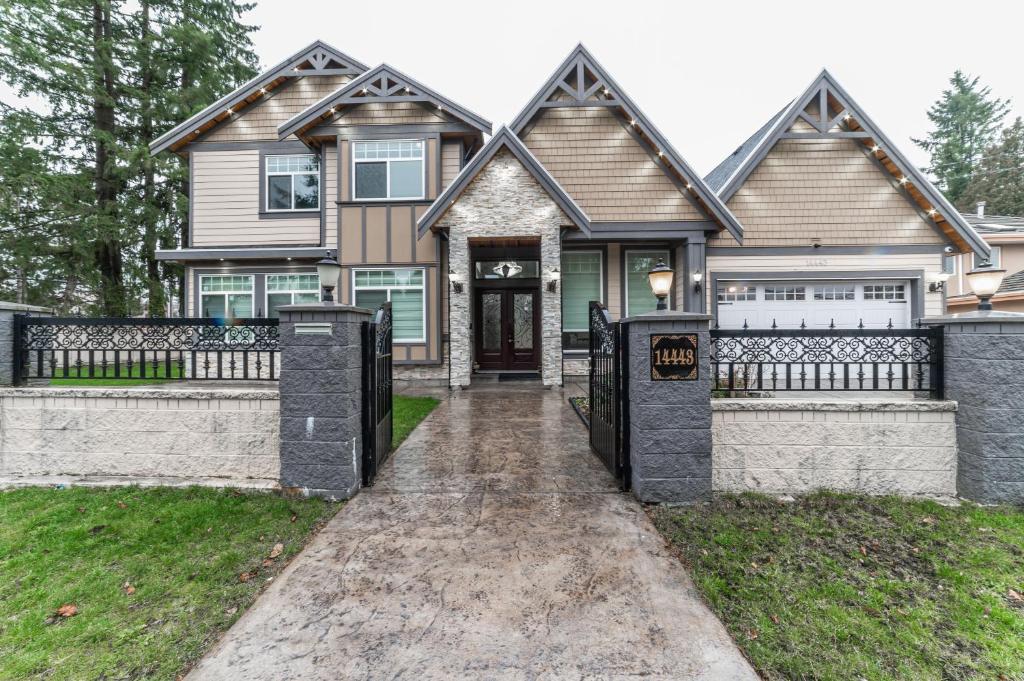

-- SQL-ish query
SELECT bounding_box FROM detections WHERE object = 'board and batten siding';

[441,140,462,187]
[334,101,450,126]
[191,149,320,247]
[521,106,705,222]
[706,252,947,317]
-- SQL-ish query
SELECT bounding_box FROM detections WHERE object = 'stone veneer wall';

[435,148,567,387]
[712,399,958,496]
[0,387,279,488]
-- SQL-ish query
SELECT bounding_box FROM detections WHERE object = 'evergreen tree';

[961,118,1024,217]
[913,70,1010,207]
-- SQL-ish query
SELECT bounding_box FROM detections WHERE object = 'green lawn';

[50,361,183,386]
[651,492,1024,681]
[0,394,438,680]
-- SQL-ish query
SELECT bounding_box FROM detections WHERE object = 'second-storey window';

[353,140,424,200]
[266,154,319,211]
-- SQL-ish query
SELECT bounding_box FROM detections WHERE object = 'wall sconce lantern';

[692,269,704,295]
[449,269,464,294]
[547,268,560,293]
[928,280,945,293]
[647,259,675,311]
[316,250,341,302]
[965,259,1007,310]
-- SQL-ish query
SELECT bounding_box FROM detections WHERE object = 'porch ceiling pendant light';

[965,259,1007,311]
[316,250,342,303]
[493,261,523,278]
[647,259,674,311]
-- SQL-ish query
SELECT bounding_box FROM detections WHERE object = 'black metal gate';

[361,303,393,486]
[588,301,630,489]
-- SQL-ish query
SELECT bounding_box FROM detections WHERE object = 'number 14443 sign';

[650,333,699,381]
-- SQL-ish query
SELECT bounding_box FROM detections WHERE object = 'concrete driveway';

[188,384,757,680]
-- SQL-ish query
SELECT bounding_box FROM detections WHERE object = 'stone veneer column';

[277,303,371,499]
[927,311,1024,504]
[0,302,53,386]
[625,311,713,502]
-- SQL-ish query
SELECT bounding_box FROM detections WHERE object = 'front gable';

[708,70,989,255]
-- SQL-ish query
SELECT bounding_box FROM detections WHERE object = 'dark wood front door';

[474,288,540,370]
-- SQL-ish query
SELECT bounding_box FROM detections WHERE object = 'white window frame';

[974,245,1002,270]
[351,139,426,201]
[812,285,855,301]
[717,285,757,303]
[764,285,806,301]
[265,154,320,212]
[198,274,255,318]
[863,284,907,301]
[351,267,427,343]
[624,249,671,317]
[265,273,320,318]
[942,254,958,276]
[561,250,603,333]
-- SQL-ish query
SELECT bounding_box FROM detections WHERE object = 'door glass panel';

[481,293,502,351]
[513,293,533,350]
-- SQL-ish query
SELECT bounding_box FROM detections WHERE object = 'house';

[153,41,987,389]
[702,70,988,331]
[944,203,1024,312]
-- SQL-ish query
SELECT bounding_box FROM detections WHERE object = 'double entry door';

[474,288,540,371]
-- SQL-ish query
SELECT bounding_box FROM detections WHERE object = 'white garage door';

[716,280,911,330]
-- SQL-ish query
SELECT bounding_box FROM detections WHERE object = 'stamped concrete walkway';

[188,385,757,680]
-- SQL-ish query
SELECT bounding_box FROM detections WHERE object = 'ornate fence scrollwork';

[710,327,944,398]
[14,316,280,383]
[588,301,630,488]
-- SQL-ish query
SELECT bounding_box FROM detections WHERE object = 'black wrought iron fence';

[12,316,280,383]
[710,327,944,399]
[361,303,393,486]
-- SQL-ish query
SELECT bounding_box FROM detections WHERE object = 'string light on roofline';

[899,176,909,185]
[259,87,267,95]
[927,208,937,217]
[870,145,880,153]
[630,118,637,126]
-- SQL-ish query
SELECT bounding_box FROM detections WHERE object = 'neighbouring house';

[152,41,988,388]
[944,203,1024,313]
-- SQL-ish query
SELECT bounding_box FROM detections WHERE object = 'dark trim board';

[257,143,327,225]
[310,123,479,138]
[708,269,928,324]
[157,247,326,262]
[707,244,950,256]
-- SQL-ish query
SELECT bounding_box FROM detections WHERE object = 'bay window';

[353,268,425,342]
[353,140,424,200]
[624,250,670,317]
[561,251,602,350]
[266,154,319,211]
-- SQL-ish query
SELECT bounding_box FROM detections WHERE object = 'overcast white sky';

[244,0,1023,175]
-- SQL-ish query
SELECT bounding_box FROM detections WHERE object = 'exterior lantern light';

[965,259,1006,311]
[547,268,560,293]
[449,269,464,294]
[647,259,674,311]
[692,269,704,294]
[316,250,341,302]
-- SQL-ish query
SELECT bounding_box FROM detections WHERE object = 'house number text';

[650,333,699,381]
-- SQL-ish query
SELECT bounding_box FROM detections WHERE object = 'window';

[199,275,253,318]
[353,140,424,200]
[717,285,756,302]
[863,284,905,300]
[942,255,957,275]
[625,250,670,316]
[561,252,602,350]
[353,269,425,342]
[266,155,319,211]
[813,285,855,301]
[974,246,1001,269]
[764,286,805,301]
[266,274,320,318]
[474,260,540,279]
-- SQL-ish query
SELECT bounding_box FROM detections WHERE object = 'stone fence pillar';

[277,303,371,499]
[926,311,1024,504]
[0,302,54,386]
[625,311,713,502]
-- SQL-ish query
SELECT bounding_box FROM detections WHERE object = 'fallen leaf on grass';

[224,606,238,615]
[859,545,868,556]
[76,507,86,513]
[239,572,254,583]
[116,501,128,509]
[262,559,274,568]
[122,582,135,595]
[56,604,78,618]
[770,614,780,625]
[290,514,297,523]
[746,628,759,640]
[1008,589,1024,604]
[269,543,284,559]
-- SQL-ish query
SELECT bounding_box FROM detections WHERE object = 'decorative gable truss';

[714,70,989,256]
[279,64,492,143]
[509,44,745,242]
[150,40,367,154]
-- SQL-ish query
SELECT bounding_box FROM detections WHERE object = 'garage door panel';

[717,280,910,330]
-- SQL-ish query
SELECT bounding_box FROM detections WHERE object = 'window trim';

[264,154,321,213]
[198,274,256,318]
[623,248,671,318]
[351,267,427,343]
[351,139,426,201]
[716,284,757,303]
[973,245,1001,270]
[264,272,320,318]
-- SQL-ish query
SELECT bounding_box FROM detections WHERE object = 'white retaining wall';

[0,387,280,489]
[712,399,958,497]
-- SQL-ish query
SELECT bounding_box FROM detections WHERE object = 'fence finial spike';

[887,317,893,329]
[714,319,720,330]
[829,318,835,329]
[858,318,864,329]
[771,318,777,329]
[742,319,748,330]
[800,318,806,330]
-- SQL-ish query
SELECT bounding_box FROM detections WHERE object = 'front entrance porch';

[471,242,542,372]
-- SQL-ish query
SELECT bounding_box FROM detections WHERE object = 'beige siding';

[340,206,362,262]
[522,106,705,222]
[334,101,447,126]
[365,207,388,262]
[711,136,947,248]
[324,143,338,250]
[205,75,352,142]
[389,206,414,262]
[707,252,946,317]
[441,140,462,189]
[191,150,319,246]
[606,244,622,319]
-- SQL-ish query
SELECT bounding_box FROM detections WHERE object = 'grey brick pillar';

[0,302,53,386]
[926,311,1024,504]
[625,311,713,502]
[277,303,372,499]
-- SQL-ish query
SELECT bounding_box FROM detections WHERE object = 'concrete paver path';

[188,385,757,680]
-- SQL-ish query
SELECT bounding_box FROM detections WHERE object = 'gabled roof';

[707,69,989,256]
[417,126,589,236]
[150,40,368,154]
[509,43,744,242]
[279,63,492,141]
